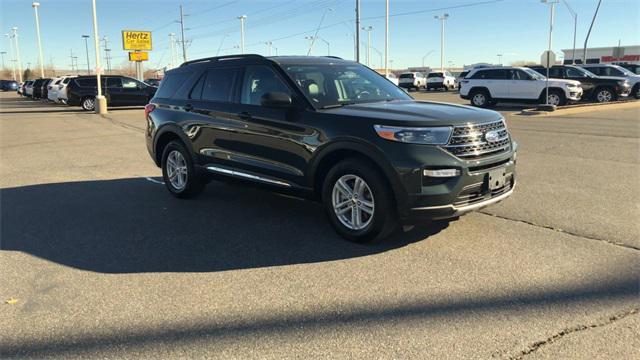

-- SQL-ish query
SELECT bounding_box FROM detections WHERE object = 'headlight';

[374,125,452,145]
[618,80,629,87]
[565,83,579,88]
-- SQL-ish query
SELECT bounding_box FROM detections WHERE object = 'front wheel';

[322,159,397,243]
[81,96,96,111]
[544,90,566,106]
[470,89,491,107]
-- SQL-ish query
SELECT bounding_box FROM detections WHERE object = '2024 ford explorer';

[145,55,517,243]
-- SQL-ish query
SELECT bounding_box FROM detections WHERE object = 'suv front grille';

[443,120,510,159]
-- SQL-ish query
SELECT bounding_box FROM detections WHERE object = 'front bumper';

[567,87,583,101]
[376,138,518,224]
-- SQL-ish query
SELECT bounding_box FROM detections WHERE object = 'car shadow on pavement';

[0,178,446,273]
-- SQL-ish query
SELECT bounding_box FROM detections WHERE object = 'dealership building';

[562,45,640,65]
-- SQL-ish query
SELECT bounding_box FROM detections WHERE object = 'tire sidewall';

[595,87,614,103]
[322,159,395,243]
[471,90,489,107]
[81,97,95,111]
[161,140,202,198]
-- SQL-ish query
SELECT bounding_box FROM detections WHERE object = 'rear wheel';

[470,89,491,107]
[161,140,204,198]
[322,159,397,243]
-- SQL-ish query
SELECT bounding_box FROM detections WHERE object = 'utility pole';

[434,13,449,73]
[101,36,110,74]
[422,50,434,67]
[70,49,75,72]
[582,0,601,64]
[384,0,389,76]
[307,8,333,56]
[318,37,330,56]
[238,15,247,53]
[355,0,360,63]
[82,35,91,74]
[32,2,45,78]
[216,34,228,56]
[497,53,503,65]
[304,36,315,54]
[11,27,23,82]
[362,26,373,67]
[0,51,5,69]
[180,4,187,62]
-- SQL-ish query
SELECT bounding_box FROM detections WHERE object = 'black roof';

[177,54,349,68]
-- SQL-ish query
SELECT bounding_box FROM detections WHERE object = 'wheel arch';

[308,140,405,206]
[153,124,194,167]
[469,86,492,97]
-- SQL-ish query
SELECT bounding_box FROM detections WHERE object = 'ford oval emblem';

[485,130,500,143]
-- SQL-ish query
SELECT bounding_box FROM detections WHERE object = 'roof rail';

[179,54,267,67]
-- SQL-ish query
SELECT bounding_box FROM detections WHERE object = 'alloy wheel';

[596,89,612,102]
[166,150,188,191]
[472,93,486,106]
[332,174,375,231]
[82,98,95,111]
[547,93,561,106]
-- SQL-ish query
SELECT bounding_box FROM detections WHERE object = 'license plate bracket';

[487,167,507,190]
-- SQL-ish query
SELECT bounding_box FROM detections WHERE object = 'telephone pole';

[355,0,360,63]
[169,33,177,67]
[179,4,187,62]
[82,35,91,74]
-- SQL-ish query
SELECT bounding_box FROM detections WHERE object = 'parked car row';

[1,80,20,91]
[458,63,638,107]
[17,75,158,111]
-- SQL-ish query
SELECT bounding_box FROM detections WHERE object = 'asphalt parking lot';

[1,91,639,358]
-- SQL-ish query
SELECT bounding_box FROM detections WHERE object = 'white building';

[562,45,640,65]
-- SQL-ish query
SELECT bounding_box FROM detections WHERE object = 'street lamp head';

[11,27,18,31]
[444,13,449,18]
[32,2,40,7]
[238,15,247,20]
[82,35,90,39]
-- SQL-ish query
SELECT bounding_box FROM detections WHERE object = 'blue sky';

[1,0,639,71]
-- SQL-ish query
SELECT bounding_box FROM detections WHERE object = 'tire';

[322,158,398,243]
[81,96,96,111]
[161,140,204,198]
[443,86,449,92]
[544,89,566,106]
[594,87,615,103]
[469,89,491,108]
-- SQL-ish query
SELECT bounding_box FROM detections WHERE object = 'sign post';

[540,50,556,106]
[122,30,152,81]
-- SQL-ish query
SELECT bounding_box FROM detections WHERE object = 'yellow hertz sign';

[129,52,149,62]
[122,30,152,51]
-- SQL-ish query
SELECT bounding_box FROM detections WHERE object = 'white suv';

[398,72,426,91]
[459,67,583,107]
[426,70,456,91]
[54,76,75,104]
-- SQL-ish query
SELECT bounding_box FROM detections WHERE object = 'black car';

[0,80,19,91]
[145,78,161,87]
[31,78,47,99]
[145,55,517,243]
[40,78,53,101]
[66,75,157,111]
[528,65,631,102]
[617,63,640,75]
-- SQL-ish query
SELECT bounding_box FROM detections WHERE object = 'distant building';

[562,45,640,65]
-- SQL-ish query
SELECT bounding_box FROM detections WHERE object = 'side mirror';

[260,91,292,107]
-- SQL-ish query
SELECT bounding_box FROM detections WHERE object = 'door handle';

[183,104,193,112]
[238,111,251,120]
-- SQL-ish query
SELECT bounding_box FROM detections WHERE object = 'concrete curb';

[519,99,640,116]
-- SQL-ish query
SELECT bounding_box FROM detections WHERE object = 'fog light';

[423,169,460,177]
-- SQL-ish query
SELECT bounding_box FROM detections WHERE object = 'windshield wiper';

[320,102,356,109]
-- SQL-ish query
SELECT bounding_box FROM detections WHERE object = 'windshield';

[283,63,412,109]
[522,68,546,80]
[399,73,414,79]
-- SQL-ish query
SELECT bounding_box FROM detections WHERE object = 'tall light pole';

[5,34,16,80]
[582,0,601,64]
[384,0,389,75]
[169,33,177,66]
[497,53,503,65]
[101,36,110,74]
[238,15,247,53]
[434,13,449,73]
[562,0,577,64]
[82,35,91,74]
[0,51,5,69]
[32,2,45,78]
[317,37,330,56]
[11,28,22,82]
[362,26,373,67]
[422,50,434,67]
[91,0,106,114]
[265,41,273,56]
[304,36,315,54]
[541,0,558,105]
[372,47,383,69]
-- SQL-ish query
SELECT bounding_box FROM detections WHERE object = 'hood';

[546,78,581,86]
[321,100,503,127]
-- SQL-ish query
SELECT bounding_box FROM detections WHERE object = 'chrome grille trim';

[443,120,511,159]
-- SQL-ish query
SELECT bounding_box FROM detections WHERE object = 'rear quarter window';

[155,72,189,98]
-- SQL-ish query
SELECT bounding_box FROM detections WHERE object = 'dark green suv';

[146,55,517,243]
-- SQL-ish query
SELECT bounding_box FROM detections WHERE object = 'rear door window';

[201,68,239,103]
[107,78,122,88]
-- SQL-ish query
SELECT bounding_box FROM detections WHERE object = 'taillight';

[144,104,156,118]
